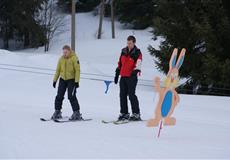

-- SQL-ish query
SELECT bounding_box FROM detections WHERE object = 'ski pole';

[157,120,163,138]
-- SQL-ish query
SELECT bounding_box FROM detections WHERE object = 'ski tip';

[53,119,62,123]
[101,120,115,124]
[101,120,108,123]
[40,118,47,121]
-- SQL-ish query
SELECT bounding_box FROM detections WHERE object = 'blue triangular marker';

[104,80,113,94]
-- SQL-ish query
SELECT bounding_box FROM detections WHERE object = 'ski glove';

[114,68,120,84]
[75,82,79,88]
[53,81,56,88]
[131,69,140,77]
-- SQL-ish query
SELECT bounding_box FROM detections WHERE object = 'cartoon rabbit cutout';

[147,48,186,127]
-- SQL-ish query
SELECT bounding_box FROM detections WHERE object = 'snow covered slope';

[0,13,230,159]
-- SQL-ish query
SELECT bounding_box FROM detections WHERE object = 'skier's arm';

[132,51,142,76]
[134,52,142,72]
[53,58,61,82]
[114,54,122,84]
[117,56,122,70]
[73,55,80,83]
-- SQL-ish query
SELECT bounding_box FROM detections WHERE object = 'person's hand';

[53,81,56,88]
[114,68,120,84]
[75,82,79,88]
[131,70,140,77]
[114,75,119,84]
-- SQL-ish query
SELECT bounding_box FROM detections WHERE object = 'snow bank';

[0,49,12,54]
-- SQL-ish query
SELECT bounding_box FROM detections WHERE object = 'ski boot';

[118,113,130,121]
[129,113,141,121]
[51,110,62,120]
[69,111,82,121]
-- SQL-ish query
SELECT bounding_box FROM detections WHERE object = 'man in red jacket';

[114,35,142,121]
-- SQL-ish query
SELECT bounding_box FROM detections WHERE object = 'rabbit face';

[169,68,179,83]
[164,69,179,89]
[164,48,186,89]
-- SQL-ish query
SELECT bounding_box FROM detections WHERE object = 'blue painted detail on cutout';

[161,90,173,117]
[104,80,113,94]
[172,56,177,68]
[177,55,184,69]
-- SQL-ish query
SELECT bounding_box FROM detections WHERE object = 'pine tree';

[57,0,100,13]
[115,0,156,29]
[0,0,47,49]
[149,0,230,95]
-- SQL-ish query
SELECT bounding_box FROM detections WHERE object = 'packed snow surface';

[0,12,230,158]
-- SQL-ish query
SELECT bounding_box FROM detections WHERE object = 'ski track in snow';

[0,12,230,158]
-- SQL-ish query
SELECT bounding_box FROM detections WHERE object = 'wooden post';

[71,0,76,51]
[98,0,105,39]
[111,0,115,39]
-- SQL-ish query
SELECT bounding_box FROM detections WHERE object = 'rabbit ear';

[176,48,186,69]
[169,48,178,70]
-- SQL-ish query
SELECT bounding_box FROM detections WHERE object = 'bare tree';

[38,0,65,52]
[97,0,115,39]
[97,0,105,39]
[110,0,115,39]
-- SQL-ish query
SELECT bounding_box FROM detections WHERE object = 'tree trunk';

[111,0,115,39]
[3,20,9,49]
[98,0,105,39]
[24,30,30,48]
[71,0,76,51]
[46,41,49,52]
[3,37,9,49]
[3,30,9,49]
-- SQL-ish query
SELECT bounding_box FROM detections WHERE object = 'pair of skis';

[40,117,92,123]
[102,119,146,125]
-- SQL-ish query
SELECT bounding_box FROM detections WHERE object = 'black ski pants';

[119,76,140,114]
[55,78,80,112]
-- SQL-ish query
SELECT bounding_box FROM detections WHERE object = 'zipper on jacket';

[65,60,67,80]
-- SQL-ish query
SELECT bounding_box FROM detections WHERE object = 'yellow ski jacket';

[53,52,80,83]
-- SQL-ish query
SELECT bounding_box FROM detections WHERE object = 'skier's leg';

[128,76,140,114]
[55,78,67,111]
[119,77,128,114]
[67,79,80,112]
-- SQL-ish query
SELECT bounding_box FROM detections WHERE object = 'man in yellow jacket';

[52,45,81,120]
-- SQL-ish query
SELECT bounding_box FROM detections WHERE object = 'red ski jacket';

[117,46,142,77]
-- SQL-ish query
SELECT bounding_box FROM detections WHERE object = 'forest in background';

[0,0,230,96]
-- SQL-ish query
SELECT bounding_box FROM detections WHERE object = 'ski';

[113,120,129,125]
[102,119,147,125]
[101,120,117,124]
[40,118,52,122]
[40,116,68,122]
[54,118,92,123]
[114,120,147,125]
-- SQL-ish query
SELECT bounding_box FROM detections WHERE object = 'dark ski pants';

[119,76,140,114]
[55,78,80,112]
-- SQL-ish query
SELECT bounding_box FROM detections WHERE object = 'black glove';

[53,81,56,88]
[114,68,120,84]
[131,70,140,77]
[75,82,79,88]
